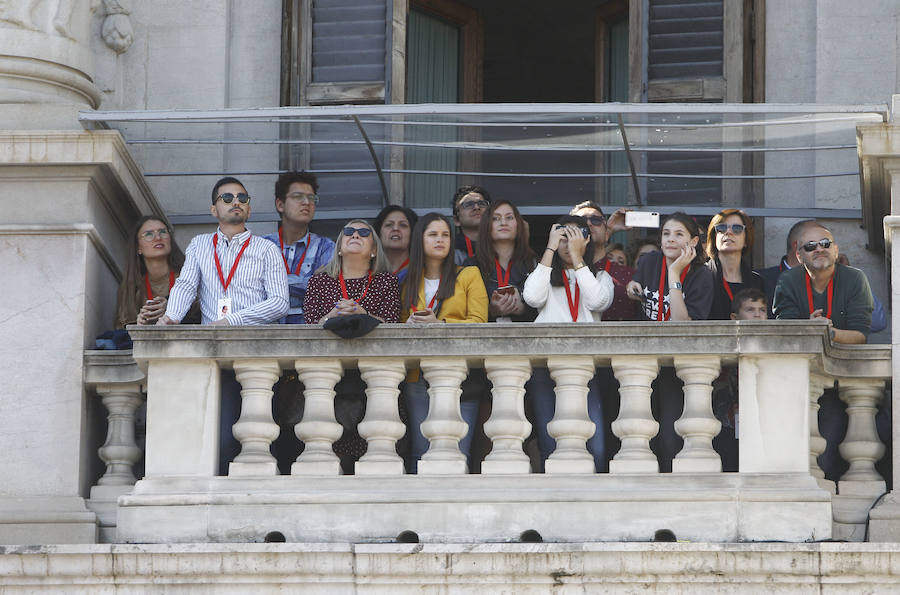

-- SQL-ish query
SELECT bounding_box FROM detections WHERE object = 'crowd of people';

[115,171,880,476]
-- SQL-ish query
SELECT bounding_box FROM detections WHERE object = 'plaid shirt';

[262,230,335,324]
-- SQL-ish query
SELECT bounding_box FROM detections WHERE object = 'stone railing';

[83,321,891,544]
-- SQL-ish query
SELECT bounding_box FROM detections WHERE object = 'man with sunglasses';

[452,185,491,265]
[161,176,288,326]
[159,176,289,474]
[570,201,636,320]
[756,219,816,318]
[773,223,873,344]
[263,171,335,324]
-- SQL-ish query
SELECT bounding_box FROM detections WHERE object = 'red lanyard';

[603,259,611,273]
[464,236,474,258]
[805,273,834,319]
[339,270,373,304]
[278,228,309,275]
[213,234,252,293]
[411,280,440,312]
[721,275,734,302]
[144,271,175,300]
[657,262,690,321]
[561,270,581,322]
[393,258,409,275]
[495,258,511,287]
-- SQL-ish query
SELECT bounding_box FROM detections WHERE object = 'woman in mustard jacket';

[402,212,488,472]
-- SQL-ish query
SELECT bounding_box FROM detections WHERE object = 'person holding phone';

[116,215,194,328]
[401,213,488,472]
[522,215,614,472]
[468,200,536,322]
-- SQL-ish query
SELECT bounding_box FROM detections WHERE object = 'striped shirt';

[262,230,335,324]
[166,228,289,325]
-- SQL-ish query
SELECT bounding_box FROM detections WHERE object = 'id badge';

[217,297,232,320]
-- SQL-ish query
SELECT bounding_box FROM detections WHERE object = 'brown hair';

[115,215,184,328]
[474,200,535,283]
[706,208,754,261]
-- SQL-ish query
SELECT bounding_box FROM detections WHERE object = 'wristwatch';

[669,282,683,291]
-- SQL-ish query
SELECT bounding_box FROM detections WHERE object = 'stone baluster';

[292,359,344,475]
[838,380,887,482]
[94,384,145,486]
[418,359,470,475]
[356,359,407,475]
[482,357,533,474]
[229,360,281,476]
[544,356,597,474]
[808,374,831,482]
[672,356,722,472]
[610,357,660,473]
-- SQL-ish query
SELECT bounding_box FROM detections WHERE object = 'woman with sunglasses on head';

[303,219,399,325]
[374,205,418,283]
[116,215,196,327]
[704,209,764,320]
[401,212,488,473]
[626,212,713,322]
[522,215,614,472]
[469,200,536,322]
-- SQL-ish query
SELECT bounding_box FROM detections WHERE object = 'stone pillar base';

[867,492,900,542]
[0,496,97,545]
[87,485,133,544]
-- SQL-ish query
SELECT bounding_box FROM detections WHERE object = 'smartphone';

[412,308,433,317]
[625,211,660,228]
[494,285,516,296]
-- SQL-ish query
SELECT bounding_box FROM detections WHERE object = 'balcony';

[83,321,890,545]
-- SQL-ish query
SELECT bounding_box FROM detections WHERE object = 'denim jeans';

[403,377,480,473]
[525,367,606,472]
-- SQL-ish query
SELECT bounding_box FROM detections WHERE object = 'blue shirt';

[262,230,335,324]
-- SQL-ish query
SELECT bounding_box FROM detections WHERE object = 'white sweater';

[522,263,614,322]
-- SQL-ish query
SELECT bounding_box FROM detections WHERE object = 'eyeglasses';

[459,198,489,211]
[714,223,745,234]
[285,192,319,205]
[801,238,833,252]
[216,193,251,204]
[342,226,372,237]
[139,228,170,241]
[585,215,606,226]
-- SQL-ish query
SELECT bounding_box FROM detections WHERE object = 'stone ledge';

[1,543,899,594]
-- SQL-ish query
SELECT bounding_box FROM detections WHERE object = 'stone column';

[229,360,281,477]
[808,374,832,489]
[609,357,660,473]
[672,356,722,473]
[869,211,900,540]
[418,359,470,475]
[0,0,102,127]
[832,379,888,541]
[292,359,344,475]
[94,384,144,486]
[356,359,407,475]
[88,381,144,543]
[838,380,887,482]
[545,357,597,474]
[482,357,533,475]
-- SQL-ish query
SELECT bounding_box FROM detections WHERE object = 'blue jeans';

[525,367,606,472]
[403,377,480,473]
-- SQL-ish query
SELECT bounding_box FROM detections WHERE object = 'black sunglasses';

[217,192,251,204]
[342,226,372,237]
[714,223,745,234]
[801,238,833,252]
[585,215,606,226]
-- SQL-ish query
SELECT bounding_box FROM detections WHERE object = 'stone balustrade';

[82,321,890,544]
